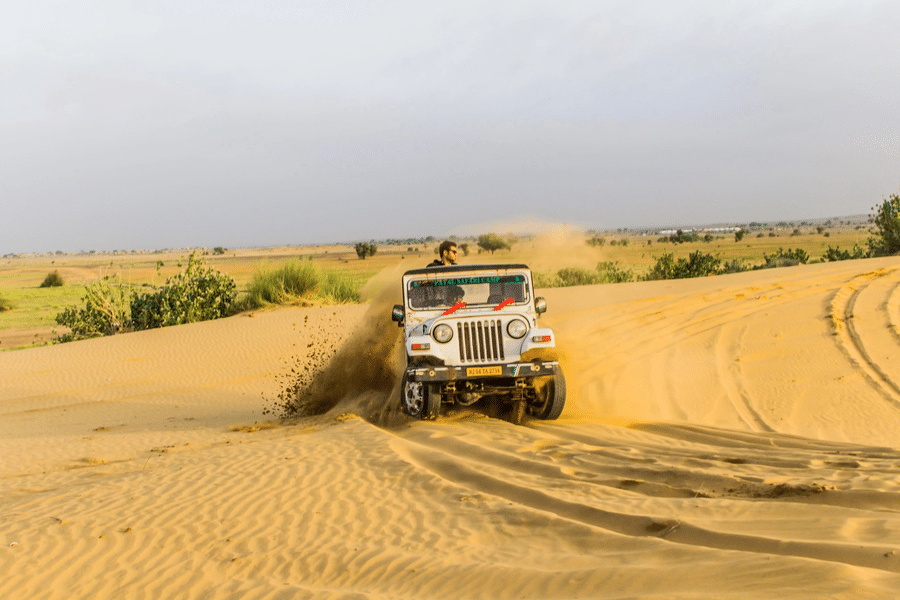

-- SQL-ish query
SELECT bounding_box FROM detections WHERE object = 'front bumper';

[407,361,560,382]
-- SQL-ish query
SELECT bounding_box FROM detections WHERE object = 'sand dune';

[2,258,900,599]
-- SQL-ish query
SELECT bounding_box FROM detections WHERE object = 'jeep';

[392,263,565,423]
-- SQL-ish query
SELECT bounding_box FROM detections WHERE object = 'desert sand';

[2,257,900,599]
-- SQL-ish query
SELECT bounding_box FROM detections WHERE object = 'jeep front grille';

[457,320,505,363]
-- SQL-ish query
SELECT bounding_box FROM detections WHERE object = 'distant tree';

[734,229,746,242]
[213,247,226,255]
[476,233,511,254]
[459,243,470,256]
[868,191,900,256]
[355,242,378,259]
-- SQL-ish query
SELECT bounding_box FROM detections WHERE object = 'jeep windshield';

[407,274,529,310]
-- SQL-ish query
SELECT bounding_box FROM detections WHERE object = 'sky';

[2,0,899,254]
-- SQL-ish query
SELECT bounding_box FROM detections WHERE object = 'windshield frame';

[405,271,532,312]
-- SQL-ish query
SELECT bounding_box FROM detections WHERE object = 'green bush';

[824,244,867,262]
[245,259,320,307]
[131,253,236,330]
[721,259,749,274]
[868,192,900,256]
[760,248,808,269]
[596,261,634,283]
[0,294,14,312]
[663,230,701,244]
[355,242,377,259]
[643,251,722,280]
[243,259,361,308]
[556,267,602,286]
[533,262,633,288]
[40,271,64,288]
[320,270,361,303]
[55,275,132,342]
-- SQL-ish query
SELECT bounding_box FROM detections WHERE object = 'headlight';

[433,324,454,343]
[506,319,527,339]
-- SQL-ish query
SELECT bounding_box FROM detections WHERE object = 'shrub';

[242,259,362,308]
[586,236,606,247]
[55,275,132,342]
[643,251,722,280]
[131,253,236,331]
[868,191,900,256]
[0,294,14,312]
[721,259,749,274]
[532,271,558,288]
[824,244,867,262]
[40,271,64,287]
[355,242,377,259]
[734,229,746,242]
[320,270,361,304]
[244,259,320,307]
[666,230,701,244]
[596,261,634,283]
[532,262,633,288]
[759,247,809,269]
[556,267,602,286]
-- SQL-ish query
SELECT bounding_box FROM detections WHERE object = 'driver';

[427,241,458,267]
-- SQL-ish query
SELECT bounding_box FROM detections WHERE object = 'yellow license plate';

[467,366,503,377]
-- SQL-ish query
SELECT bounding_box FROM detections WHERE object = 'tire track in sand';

[714,324,774,432]
[829,267,900,410]
[390,424,900,574]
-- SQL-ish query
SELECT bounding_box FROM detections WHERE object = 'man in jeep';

[427,240,457,267]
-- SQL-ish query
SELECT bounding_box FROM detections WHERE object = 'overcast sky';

[2,1,899,254]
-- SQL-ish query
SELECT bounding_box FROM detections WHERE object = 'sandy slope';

[2,259,900,599]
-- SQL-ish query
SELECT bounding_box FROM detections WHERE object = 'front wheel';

[400,372,441,420]
[529,371,566,420]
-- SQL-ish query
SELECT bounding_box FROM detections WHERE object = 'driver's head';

[439,241,458,265]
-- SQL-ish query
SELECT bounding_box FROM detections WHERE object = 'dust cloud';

[273,264,409,426]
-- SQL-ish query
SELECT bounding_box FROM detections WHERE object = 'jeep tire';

[400,372,441,420]
[529,371,566,420]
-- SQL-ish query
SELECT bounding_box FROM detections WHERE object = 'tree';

[868,191,900,256]
[734,229,746,242]
[476,233,511,254]
[355,242,377,259]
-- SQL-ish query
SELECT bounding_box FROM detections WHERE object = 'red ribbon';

[493,298,515,311]
[442,301,466,316]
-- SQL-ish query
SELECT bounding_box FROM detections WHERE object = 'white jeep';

[391,263,565,424]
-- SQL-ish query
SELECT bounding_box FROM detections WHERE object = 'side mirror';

[534,297,547,315]
[391,304,405,326]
